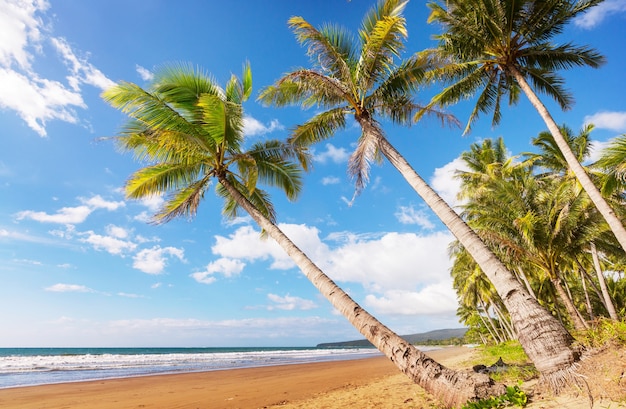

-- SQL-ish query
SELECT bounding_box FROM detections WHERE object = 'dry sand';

[1,346,624,409]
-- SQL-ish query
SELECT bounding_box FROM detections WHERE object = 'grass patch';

[574,318,626,348]
[467,341,538,383]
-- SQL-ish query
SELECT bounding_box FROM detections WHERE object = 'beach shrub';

[461,385,528,408]
[575,318,626,348]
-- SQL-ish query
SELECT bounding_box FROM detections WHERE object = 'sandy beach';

[3,346,624,409]
[0,347,470,409]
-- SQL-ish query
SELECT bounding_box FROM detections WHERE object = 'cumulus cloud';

[313,143,349,164]
[574,0,626,29]
[243,116,283,136]
[16,205,92,224]
[135,64,154,81]
[394,205,435,230]
[79,230,137,255]
[321,176,341,185]
[430,157,468,208]
[209,223,456,317]
[584,111,626,132]
[190,257,246,284]
[0,0,114,136]
[45,283,95,293]
[267,293,317,311]
[364,283,458,316]
[132,245,185,275]
[15,195,124,224]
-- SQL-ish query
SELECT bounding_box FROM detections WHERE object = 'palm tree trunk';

[218,177,502,408]
[590,243,619,320]
[480,301,504,343]
[551,277,588,331]
[517,267,537,300]
[510,66,626,254]
[492,302,517,341]
[579,267,595,321]
[372,129,580,382]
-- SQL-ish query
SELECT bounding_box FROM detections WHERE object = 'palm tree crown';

[102,63,309,224]
[425,0,605,134]
[259,0,449,193]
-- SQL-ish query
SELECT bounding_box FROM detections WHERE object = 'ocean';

[0,346,392,389]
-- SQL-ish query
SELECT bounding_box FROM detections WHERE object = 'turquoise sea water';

[0,347,388,389]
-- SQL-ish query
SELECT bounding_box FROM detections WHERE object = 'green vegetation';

[575,318,626,348]
[467,342,538,384]
[461,385,528,409]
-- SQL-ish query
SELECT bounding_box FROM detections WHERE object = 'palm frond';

[288,16,354,84]
[155,177,210,224]
[288,107,348,146]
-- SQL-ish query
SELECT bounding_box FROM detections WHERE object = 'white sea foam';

[0,347,390,389]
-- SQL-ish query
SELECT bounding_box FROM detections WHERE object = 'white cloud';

[16,205,92,224]
[138,195,164,212]
[588,139,612,164]
[135,64,154,81]
[430,157,468,208]
[50,37,115,91]
[243,116,283,136]
[0,0,114,136]
[364,283,458,316]
[81,195,125,211]
[15,195,124,224]
[210,223,455,296]
[321,176,341,185]
[45,283,95,293]
[314,144,349,164]
[0,0,48,69]
[105,224,130,239]
[133,245,185,275]
[574,0,626,29]
[394,205,435,230]
[0,68,85,136]
[267,293,317,311]
[190,257,246,284]
[584,111,626,132]
[79,230,137,255]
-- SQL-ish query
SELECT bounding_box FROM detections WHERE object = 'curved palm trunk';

[370,128,579,382]
[218,177,502,408]
[511,67,626,255]
[552,277,588,331]
[579,267,595,321]
[590,243,619,320]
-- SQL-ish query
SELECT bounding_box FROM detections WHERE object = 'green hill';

[316,328,467,348]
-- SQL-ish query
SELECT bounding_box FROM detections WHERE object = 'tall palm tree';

[525,125,621,321]
[424,0,626,257]
[102,63,500,408]
[258,0,580,386]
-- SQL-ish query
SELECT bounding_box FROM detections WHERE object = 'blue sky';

[1,0,625,347]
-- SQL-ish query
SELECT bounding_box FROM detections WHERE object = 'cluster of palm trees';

[452,130,624,346]
[102,0,624,407]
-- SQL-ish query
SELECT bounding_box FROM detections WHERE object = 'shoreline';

[0,346,474,409]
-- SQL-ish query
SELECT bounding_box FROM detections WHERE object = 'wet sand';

[0,347,472,409]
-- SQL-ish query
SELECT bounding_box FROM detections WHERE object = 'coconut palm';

[258,0,580,385]
[424,0,626,258]
[596,134,626,196]
[525,125,621,321]
[102,63,500,408]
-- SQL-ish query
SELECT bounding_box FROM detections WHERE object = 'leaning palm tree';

[424,0,626,256]
[102,63,500,408]
[259,0,580,387]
